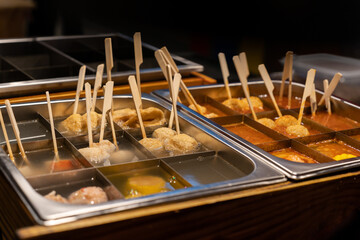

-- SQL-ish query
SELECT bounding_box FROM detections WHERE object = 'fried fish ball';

[126,175,167,198]
[275,115,298,127]
[81,111,102,130]
[92,139,116,154]
[257,118,276,129]
[285,124,310,138]
[61,113,84,134]
[119,107,166,129]
[139,137,164,155]
[68,186,108,205]
[152,127,177,142]
[44,190,68,203]
[222,98,243,112]
[240,96,264,112]
[164,133,199,155]
[79,147,110,165]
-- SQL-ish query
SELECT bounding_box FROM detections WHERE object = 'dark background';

[25,0,360,82]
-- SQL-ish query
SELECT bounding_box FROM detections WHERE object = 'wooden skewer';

[84,83,93,147]
[287,52,294,109]
[279,51,293,100]
[73,65,86,115]
[169,72,182,134]
[128,75,146,139]
[134,32,143,97]
[218,52,232,100]
[5,100,29,165]
[318,72,342,106]
[323,79,332,115]
[258,64,282,118]
[92,64,104,111]
[99,81,114,142]
[103,82,118,149]
[239,52,250,93]
[297,69,316,124]
[46,91,59,160]
[233,55,258,121]
[160,46,179,73]
[0,108,14,162]
[105,38,114,82]
[310,83,317,116]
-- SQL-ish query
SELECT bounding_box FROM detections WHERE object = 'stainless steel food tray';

[0,33,203,98]
[0,93,285,226]
[153,80,360,180]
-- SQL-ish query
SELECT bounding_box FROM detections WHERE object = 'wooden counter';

[1,72,360,239]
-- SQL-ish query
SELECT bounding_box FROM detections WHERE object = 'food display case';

[153,81,360,180]
[0,93,285,226]
[0,33,204,98]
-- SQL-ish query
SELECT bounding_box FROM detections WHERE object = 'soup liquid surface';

[307,139,360,160]
[270,147,318,164]
[306,112,360,131]
[224,123,275,144]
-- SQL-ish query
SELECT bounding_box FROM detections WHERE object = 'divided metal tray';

[153,81,360,180]
[0,33,203,98]
[0,93,285,226]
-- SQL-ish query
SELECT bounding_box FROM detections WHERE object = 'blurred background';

[3,0,360,82]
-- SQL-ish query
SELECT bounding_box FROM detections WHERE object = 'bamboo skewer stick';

[168,70,182,134]
[128,75,146,139]
[318,72,342,106]
[5,100,29,165]
[279,51,293,100]
[310,83,317,116]
[73,65,86,115]
[323,79,331,115]
[105,38,114,82]
[0,108,14,162]
[218,52,232,100]
[287,53,294,109]
[134,32,143,97]
[297,69,316,124]
[233,55,258,121]
[92,64,104,111]
[84,83,93,148]
[99,81,114,142]
[258,64,283,118]
[46,91,59,160]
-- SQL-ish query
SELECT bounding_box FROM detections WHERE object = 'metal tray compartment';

[152,81,360,180]
[0,93,285,225]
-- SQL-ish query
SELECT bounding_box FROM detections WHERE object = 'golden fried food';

[126,175,167,198]
[222,98,243,112]
[188,104,219,118]
[164,133,199,155]
[44,191,69,203]
[81,111,102,130]
[275,115,298,127]
[112,108,137,126]
[116,107,166,129]
[285,125,309,138]
[61,113,84,134]
[257,118,276,129]
[139,137,164,155]
[68,186,108,205]
[240,96,264,112]
[152,127,177,142]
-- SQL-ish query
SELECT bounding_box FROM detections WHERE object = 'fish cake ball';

[68,186,108,205]
[258,118,276,129]
[108,150,136,164]
[139,137,164,155]
[240,96,263,111]
[44,191,69,203]
[286,124,309,138]
[222,98,243,112]
[81,111,102,130]
[152,127,177,142]
[275,115,298,127]
[92,139,116,154]
[164,133,199,155]
[79,147,110,165]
